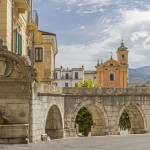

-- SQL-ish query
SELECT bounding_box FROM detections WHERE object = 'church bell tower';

[116,40,129,66]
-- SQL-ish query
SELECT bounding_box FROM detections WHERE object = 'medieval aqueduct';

[0,45,150,144]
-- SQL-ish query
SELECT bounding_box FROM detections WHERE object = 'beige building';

[84,70,97,83]
[34,30,58,84]
[0,0,38,56]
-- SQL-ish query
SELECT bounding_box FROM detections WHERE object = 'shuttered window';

[35,47,43,62]
[15,29,22,56]
[28,11,30,24]
[28,49,32,61]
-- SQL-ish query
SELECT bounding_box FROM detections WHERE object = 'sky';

[33,0,150,70]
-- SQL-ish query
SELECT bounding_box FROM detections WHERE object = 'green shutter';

[18,34,20,55]
[28,11,30,23]
[18,34,22,56]
[28,49,32,61]
[15,29,18,54]
[20,35,22,56]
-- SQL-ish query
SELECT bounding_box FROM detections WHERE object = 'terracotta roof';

[39,30,56,36]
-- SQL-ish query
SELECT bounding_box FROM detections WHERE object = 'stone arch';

[117,104,146,134]
[74,100,109,136]
[45,103,63,139]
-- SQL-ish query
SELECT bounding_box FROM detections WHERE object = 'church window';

[35,47,43,62]
[122,54,125,59]
[110,63,113,66]
[110,73,114,81]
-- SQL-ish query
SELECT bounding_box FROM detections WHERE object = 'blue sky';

[33,0,150,70]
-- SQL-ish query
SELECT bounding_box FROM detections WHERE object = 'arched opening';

[75,104,108,136]
[75,107,93,136]
[119,105,144,134]
[45,105,63,139]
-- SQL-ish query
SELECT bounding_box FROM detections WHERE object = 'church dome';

[117,41,128,51]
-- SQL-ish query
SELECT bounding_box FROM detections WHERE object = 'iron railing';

[32,10,38,27]
[26,0,30,7]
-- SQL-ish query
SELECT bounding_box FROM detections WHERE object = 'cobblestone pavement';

[1,134,150,150]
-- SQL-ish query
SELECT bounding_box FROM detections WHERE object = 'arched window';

[121,54,125,59]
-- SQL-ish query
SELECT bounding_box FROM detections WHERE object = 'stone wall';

[63,87,150,135]
[30,84,65,142]
[0,48,33,143]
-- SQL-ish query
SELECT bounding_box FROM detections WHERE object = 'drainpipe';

[11,0,14,52]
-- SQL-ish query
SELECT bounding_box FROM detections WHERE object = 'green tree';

[119,110,131,131]
[75,79,100,136]
[75,107,93,136]
[75,79,100,87]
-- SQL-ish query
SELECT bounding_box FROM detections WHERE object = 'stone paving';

[1,134,150,150]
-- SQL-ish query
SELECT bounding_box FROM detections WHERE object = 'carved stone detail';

[18,110,26,117]
[0,40,34,82]
[0,39,8,51]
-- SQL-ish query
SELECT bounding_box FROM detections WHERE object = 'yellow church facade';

[95,41,129,88]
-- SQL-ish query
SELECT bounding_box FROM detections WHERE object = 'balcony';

[14,0,30,14]
[27,10,38,33]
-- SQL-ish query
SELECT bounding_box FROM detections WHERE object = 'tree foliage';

[75,79,99,136]
[75,79,100,87]
[75,107,93,136]
[119,110,131,131]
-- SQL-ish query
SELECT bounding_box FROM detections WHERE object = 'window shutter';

[15,29,18,54]
[28,11,30,23]
[28,49,32,61]
[18,33,20,55]
[20,34,22,56]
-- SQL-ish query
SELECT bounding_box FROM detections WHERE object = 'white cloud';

[56,8,150,69]
[79,26,85,30]
[131,31,148,42]
[121,9,150,26]
[65,9,71,12]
